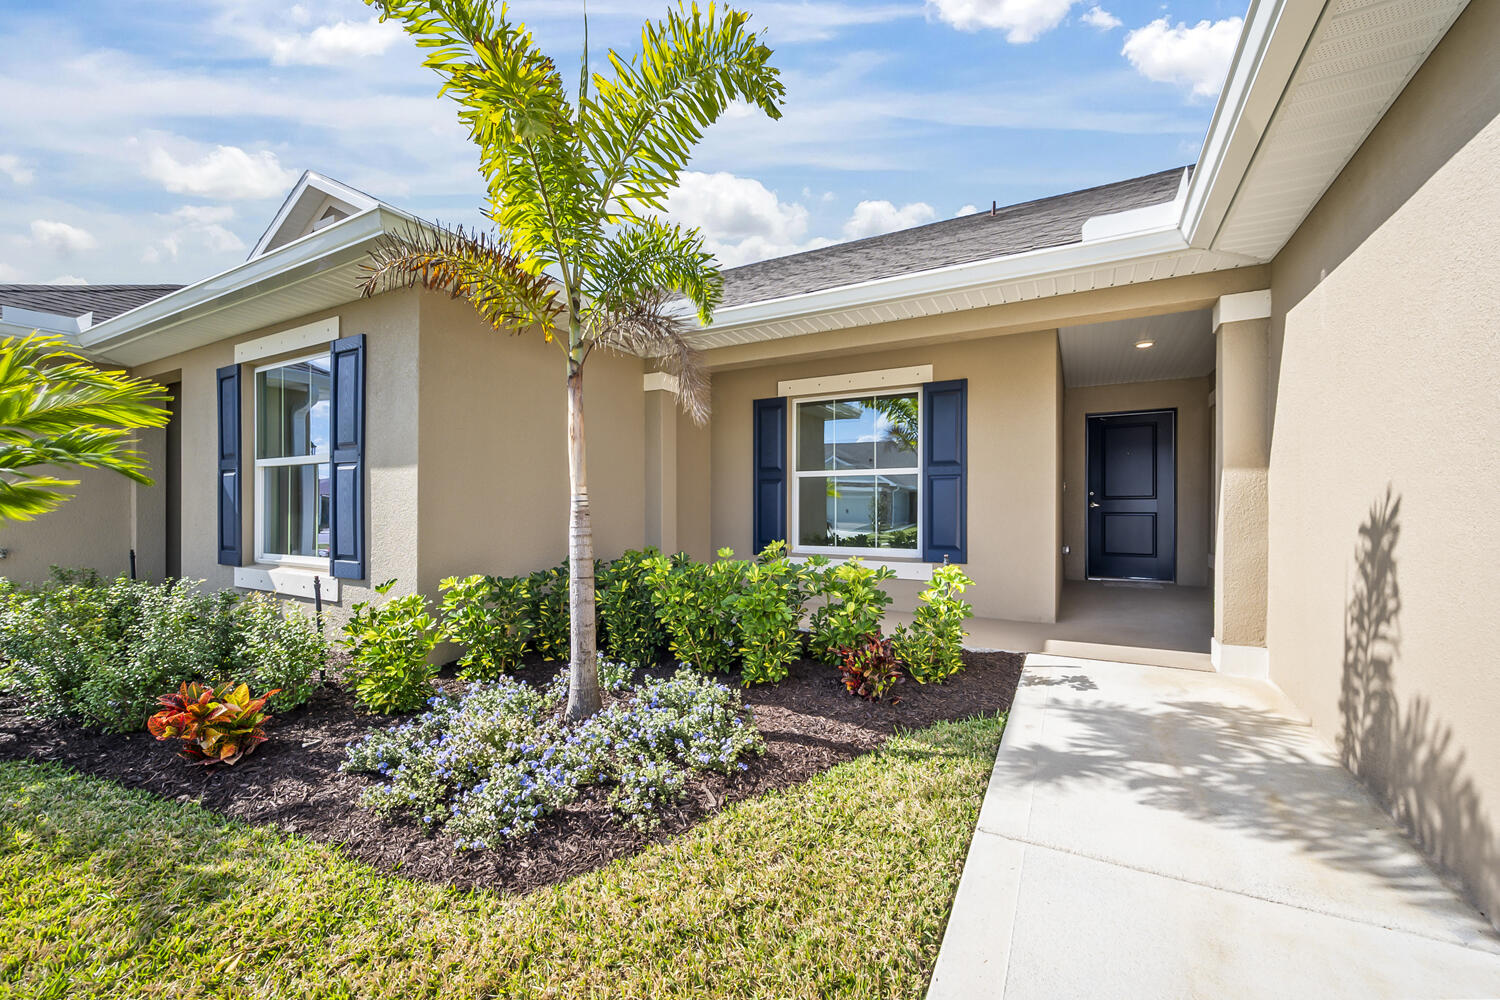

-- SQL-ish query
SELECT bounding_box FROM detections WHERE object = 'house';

[2,0,1497,926]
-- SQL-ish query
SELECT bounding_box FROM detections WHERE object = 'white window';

[792,390,920,557]
[253,353,332,566]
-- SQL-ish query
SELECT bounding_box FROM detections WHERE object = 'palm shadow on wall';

[1339,488,1499,922]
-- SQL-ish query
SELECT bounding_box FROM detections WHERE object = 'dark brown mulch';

[0,650,1022,894]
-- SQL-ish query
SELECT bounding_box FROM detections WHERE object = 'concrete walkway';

[927,654,1500,1000]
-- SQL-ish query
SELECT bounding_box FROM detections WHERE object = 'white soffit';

[1207,0,1471,259]
[1059,309,1214,388]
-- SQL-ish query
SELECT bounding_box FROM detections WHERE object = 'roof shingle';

[0,284,183,322]
[717,166,1189,308]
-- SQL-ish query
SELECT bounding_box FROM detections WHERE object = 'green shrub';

[648,549,746,675]
[806,557,895,664]
[733,541,805,685]
[341,580,440,714]
[836,634,903,700]
[892,564,975,684]
[526,563,570,662]
[596,548,666,669]
[439,573,531,680]
[226,594,326,711]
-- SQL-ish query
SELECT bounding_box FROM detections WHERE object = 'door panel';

[1086,410,1175,581]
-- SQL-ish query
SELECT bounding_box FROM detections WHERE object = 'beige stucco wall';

[414,292,647,596]
[708,328,1062,622]
[1062,376,1213,587]
[0,465,134,583]
[1266,0,1500,925]
[132,291,423,628]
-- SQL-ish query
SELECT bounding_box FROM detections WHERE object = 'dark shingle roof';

[718,166,1190,308]
[0,284,183,322]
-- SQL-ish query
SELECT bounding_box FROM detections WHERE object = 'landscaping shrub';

[147,681,278,765]
[341,580,440,714]
[526,563,570,661]
[596,548,667,669]
[0,575,132,722]
[733,541,805,685]
[343,668,763,847]
[439,573,531,680]
[806,558,895,664]
[224,593,326,712]
[836,634,903,701]
[892,564,975,684]
[648,549,746,675]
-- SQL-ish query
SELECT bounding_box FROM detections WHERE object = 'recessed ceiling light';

[1135,339,1155,349]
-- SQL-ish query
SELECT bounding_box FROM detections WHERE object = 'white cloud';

[143,203,245,264]
[665,170,832,267]
[843,200,936,239]
[0,262,21,282]
[927,0,1077,42]
[955,203,979,217]
[47,275,89,285]
[30,219,98,255]
[1122,17,1243,98]
[269,16,404,66]
[142,142,298,200]
[0,154,33,185]
[1080,5,1121,30]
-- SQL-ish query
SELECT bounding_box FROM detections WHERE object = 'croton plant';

[147,681,279,765]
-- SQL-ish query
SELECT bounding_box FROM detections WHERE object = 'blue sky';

[0,0,1248,285]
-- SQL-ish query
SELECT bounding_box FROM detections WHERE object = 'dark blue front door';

[1086,409,1176,582]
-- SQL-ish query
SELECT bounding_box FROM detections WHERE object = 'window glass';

[256,357,331,460]
[262,463,331,559]
[794,391,920,552]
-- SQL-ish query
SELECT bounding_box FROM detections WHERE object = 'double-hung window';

[793,390,920,556]
[254,354,332,565]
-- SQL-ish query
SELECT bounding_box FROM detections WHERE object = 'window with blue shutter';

[328,334,366,579]
[752,397,787,553]
[922,379,967,563]
[215,363,242,565]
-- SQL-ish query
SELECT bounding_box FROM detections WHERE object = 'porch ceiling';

[1059,308,1213,388]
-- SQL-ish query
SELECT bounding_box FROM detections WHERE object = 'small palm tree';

[0,332,171,521]
[363,0,785,719]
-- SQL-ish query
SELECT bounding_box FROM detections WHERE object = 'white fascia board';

[78,206,424,360]
[699,225,1190,334]
[0,304,92,335]
[247,171,384,260]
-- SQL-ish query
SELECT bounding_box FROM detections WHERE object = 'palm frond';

[360,224,564,337]
[585,294,710,425]
[0,332,171,521]
[582,217,722,325]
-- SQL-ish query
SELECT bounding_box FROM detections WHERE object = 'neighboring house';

[1,0,1496,927]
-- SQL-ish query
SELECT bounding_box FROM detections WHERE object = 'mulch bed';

[0,650,1023,894]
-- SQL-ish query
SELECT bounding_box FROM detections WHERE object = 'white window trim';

[789,386,923,560]
[252,351,332,569]
[234,317,337,364]
[778,364,932,399]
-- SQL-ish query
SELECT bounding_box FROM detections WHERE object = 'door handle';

[1089,502,1101,508]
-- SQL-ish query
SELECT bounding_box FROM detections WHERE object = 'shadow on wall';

[1339,488,1499,924]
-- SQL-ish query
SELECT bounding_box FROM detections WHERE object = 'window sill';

[234,565,339,601]
[787,554,934,581]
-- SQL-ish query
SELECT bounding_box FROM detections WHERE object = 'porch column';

[1212,290,1271,677]
[643,372,679,553]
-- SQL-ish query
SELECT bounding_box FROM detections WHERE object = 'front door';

[1086,409,1175,581]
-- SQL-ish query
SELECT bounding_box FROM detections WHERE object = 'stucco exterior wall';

[1266,0,1500,925]
[1062,375,1213,587]
[708,328,1062,622]
[133,291,423,627]
[414,293,648,595]
[0,465,134,583]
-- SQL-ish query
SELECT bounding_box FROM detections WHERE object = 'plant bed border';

[0,649,1023,893]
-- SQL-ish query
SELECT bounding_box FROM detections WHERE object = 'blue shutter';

[215,363,242,565]
[329,334,366,580]
[752,396,787,553]
[923,379,967,564]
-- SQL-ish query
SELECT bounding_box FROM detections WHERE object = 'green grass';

[0,713,1003,1000]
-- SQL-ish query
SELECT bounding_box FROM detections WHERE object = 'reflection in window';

[794,392,919,552]
[255,355,332,561]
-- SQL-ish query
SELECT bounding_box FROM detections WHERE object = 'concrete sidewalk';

[927,654,1500,1000]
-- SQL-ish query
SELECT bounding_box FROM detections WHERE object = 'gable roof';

[720,167,1189,308]
[247,171,386,260]
[0,284,183,323]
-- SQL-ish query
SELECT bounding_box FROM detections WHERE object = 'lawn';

[0,712,1003,1000]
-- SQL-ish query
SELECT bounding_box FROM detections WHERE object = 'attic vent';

[312,206,349,231]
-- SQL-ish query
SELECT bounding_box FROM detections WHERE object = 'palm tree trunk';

[564,353,601,721]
